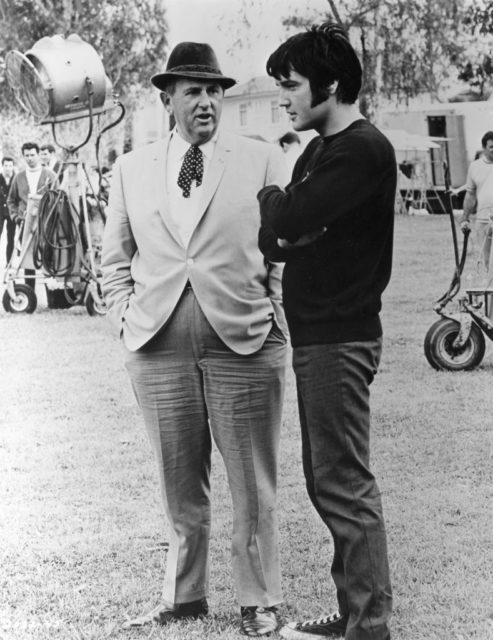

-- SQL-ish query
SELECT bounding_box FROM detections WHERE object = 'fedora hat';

[151,42,236,90]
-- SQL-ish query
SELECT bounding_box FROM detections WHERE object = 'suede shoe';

[122,597,208,629]
[279,611,348,638]
[240,606,278,636]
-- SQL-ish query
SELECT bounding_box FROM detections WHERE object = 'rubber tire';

[2,284,37,314]
[424,318,486,371]
[85,291,107,316]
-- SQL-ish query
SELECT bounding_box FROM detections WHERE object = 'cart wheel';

[424,318,486,371]
[85,291,106,316]
[2,284,37,314]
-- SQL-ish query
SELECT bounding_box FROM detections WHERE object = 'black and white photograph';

[0,1,491,639]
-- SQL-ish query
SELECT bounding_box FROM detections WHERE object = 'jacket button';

[186,258,194,266]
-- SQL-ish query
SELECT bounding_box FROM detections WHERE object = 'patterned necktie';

[177,144,204,198]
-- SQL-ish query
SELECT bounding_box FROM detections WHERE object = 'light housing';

[6,33,113,124]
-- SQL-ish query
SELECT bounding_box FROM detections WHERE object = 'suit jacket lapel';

[154,135,184,247]
[193,131,231,232]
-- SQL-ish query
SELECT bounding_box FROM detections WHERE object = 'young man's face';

[483,139,493,162]
[276,70,330,134]
[2,160,14,179]
[39,149,51,165]
[162,78,224,145]
[23,148,41,169]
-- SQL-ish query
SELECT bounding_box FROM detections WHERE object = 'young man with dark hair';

[258,22,395,640]
[39,143,60,170]
[0,156,16,264]
[7,142,55,289]
[278,132,302,172]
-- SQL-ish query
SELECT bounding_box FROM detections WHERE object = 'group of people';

[0,142,58,285]
[101,22,394,640]
[0,141,115,288]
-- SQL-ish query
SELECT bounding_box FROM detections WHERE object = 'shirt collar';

[170,127,218,161]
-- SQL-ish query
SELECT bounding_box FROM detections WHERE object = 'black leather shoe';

[122,598,208,628]
[240,606,278,636]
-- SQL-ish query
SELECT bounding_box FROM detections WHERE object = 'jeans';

[293,339,392,640]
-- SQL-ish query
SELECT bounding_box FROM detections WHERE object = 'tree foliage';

[220,0,493,123]
[282,0,467,121]
[455,0,493,99]
[0,0,168,114]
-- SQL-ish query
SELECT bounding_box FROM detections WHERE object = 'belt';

[184,280,193,290]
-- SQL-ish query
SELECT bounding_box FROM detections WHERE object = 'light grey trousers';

[123,287,287,607]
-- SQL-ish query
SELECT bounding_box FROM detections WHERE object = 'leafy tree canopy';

[282,0,468,119]
[0,0,168,114]
[455,0,493,99]
[221,0,493,121]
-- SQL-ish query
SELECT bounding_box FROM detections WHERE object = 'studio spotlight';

[5,33,113,124]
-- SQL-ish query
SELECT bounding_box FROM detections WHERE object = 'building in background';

[221,76,314,146]
[381,100,493,190]
[132,76,316,150]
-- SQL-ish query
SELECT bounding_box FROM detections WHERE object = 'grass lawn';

[0,214,492,640]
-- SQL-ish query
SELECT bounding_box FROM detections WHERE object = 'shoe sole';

[279,623,344,639]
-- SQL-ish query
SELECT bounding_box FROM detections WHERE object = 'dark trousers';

[293,339,392,640]
[0,213,15,264]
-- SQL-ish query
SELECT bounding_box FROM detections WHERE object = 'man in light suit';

[101,42,288,637]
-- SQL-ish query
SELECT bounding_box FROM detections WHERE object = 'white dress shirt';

[166,129,217,246]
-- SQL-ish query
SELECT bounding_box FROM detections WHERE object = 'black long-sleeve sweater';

[258,119,396,347]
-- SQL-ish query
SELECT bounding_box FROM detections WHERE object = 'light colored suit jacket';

[101,130,289,354]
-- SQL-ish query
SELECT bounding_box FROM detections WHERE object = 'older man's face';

[163,78,224,145]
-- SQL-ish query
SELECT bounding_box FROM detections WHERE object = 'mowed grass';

[0,214,492,640]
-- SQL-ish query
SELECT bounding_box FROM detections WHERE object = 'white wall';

[131,82,318,150]
[382,100,493,164]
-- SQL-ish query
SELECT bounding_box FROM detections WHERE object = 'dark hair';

[2,156,14,165]
[279,132,300,146]
[481,131,493,148]
[21,142,39,154]
[40,143,55,153]
[266,21,362,106]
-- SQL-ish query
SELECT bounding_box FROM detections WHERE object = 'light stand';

[2,34,124,315]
